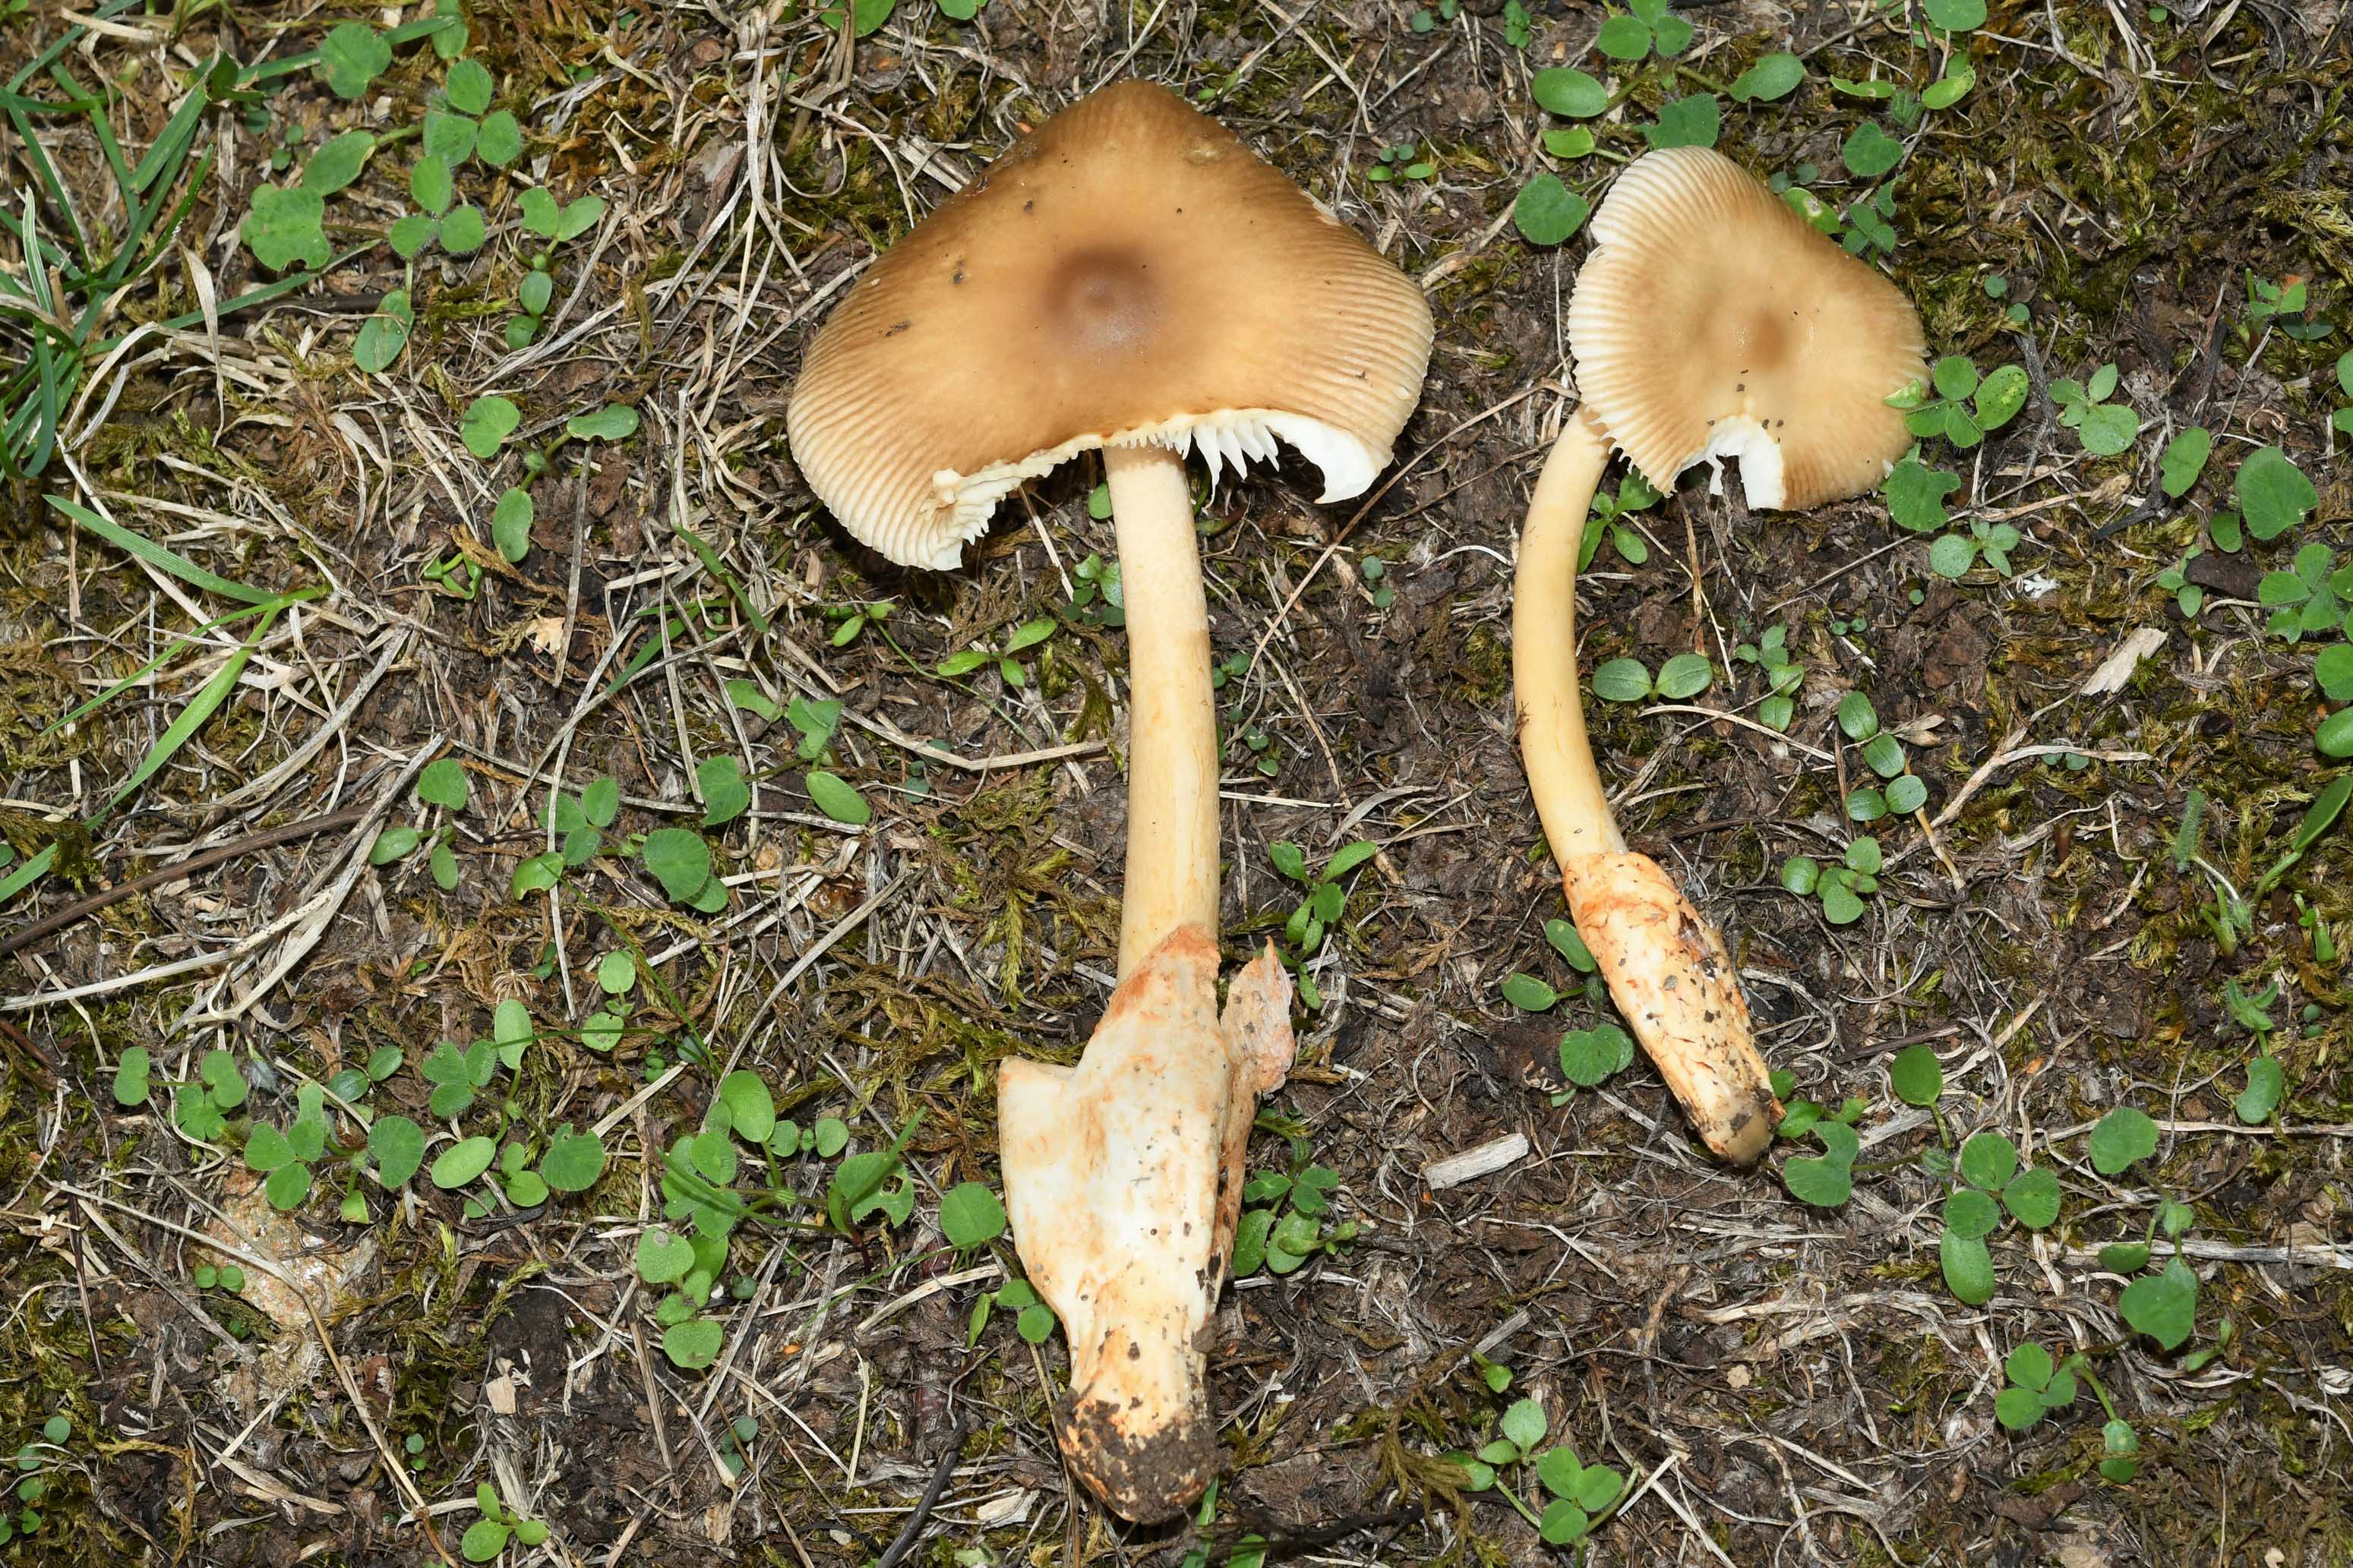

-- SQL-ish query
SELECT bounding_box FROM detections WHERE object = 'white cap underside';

[1679,417,1786,511]
[910,410,1383,572]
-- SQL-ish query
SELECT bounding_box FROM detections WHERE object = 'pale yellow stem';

[1512,409,1781,1166]
[1513,410,1625,858]
[1105,441,1219,975]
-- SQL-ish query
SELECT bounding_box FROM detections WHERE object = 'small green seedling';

[1780,1113,1860,1207]
[1269,838,1379,1008]
[1590,651,1712,705]
[801,769,871,827]
[2050,364,2140,457]
[2235,1052,2287,1125]
[696,756,752,828]
[2179,776,2350,948]
[641,1085,904,1368]
[0,1413,71,1544]
[370,756,470,888]
[938,617,1056,687]
[939,1182,1008,1251]
[2256,541,2353,642]
[2236,445,2316,544]
[2243,271,2332,341]
[316,21,392,97]
[967,1276,1058,1347]
[460,1481,551,1562]
[1928,517,2023,579]
[1505,961,1626,1091]
[2220,977,2276,1043]
[1498,917,1600,1020]
[1237,725,1283,778]
[2159,426,2212,497]
[1840,178,1902,255]
[1446,1396,1628,1547]
[1578,471,1661,568]
[641,827,728,912]
[1995,1342,2077,1431]
[1730,623,1805,730]
[112,1046,152,1107]
[1549,1022,1634,1105]
[823,1115,921,1233]
[498,185,605,345]
[387,152,485,259]
[242,1081,336,1210]
[2153,551,2203,617]
[1597,0,1694,60]
[423,58,522,175]
[520,186,605,245]
[1780,836,1880,926]
[773,695,842,762]
[1900,354,2029,450]
[1833,692,1928,820]
[1366,141,1435,183]
[1231,1133,1357,1277]
[824,598,894,647]
[1069,552,1124,625]
[1994,1339,2146,1478]
[354,288,415,375]
[1885,453,1961,535]
[172,1049,250,1141]
[1932,1127,2063,1305]
[421,551,481,599]
[1771,1068,1869,1207]
[1641,92,1720,150]
[1730,52,1805,102]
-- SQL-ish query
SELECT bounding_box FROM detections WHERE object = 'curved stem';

[1513,409,1625,859]
[1512,408,1780,1166]
[1105,441,1219,975]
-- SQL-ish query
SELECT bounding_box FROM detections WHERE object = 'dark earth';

[3,0,2352,1563]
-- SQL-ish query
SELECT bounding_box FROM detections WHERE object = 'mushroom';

[1514,147,1925,1163]
[787,80,1431,1519]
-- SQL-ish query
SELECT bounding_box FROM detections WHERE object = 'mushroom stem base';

[1514,408,1780,1166]
[998,928,1296,1522]
[1559,851,1779,1164]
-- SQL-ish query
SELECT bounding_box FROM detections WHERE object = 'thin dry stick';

[1927,730,2153,832]
[872,1412,974,1568]
[0,807,369,960]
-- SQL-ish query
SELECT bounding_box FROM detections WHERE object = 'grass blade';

[43,598,286,737]
[103,610,276,813]
[48,496,274,604]
[49,62,136,206]
[672,521,769,636]
[127,62,213,196]
[0,845,60,910]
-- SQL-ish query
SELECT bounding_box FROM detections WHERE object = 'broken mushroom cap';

[1564,145,1925,512]
[785,80,1433,569]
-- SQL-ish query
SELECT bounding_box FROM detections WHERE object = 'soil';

[4,0,2353,1564]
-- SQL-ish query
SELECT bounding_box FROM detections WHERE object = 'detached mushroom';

[1516,147,1924,1163]
[788,81,1432,1519]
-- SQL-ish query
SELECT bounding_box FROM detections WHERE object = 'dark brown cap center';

[1049,248,1159,354]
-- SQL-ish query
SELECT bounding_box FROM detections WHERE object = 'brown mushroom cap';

[786,81,1433,569]
[1565,146,1926,511]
